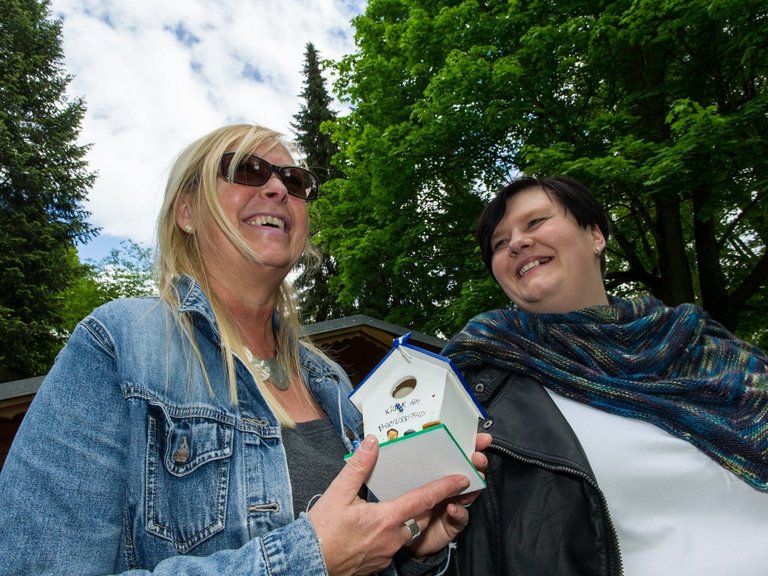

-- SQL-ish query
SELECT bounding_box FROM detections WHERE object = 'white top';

[546,388,768,575]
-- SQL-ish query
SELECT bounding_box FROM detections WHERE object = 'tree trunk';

[654,191,696,305]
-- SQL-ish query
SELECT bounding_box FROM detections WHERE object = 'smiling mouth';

[518,258,551,277]
[247,215,285,230]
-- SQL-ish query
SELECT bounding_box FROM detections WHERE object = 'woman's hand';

[404,432,492,559]
[307,435,471,576]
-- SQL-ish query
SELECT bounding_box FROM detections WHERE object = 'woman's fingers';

[475,432,493,452]
[322,435,378,504]
[308,436,472,575]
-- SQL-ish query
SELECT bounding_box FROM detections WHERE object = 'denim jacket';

[0,277,374,575]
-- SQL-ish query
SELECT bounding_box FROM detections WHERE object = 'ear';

[590,224,606,254]
[174,193,193,231]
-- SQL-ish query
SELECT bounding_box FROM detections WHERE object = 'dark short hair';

[477,175,611,275]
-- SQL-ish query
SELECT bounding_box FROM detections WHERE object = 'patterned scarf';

[443,296,768,491]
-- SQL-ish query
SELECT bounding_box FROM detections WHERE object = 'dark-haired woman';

[445,175,768,575]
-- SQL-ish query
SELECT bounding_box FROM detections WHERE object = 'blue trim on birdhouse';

[398,340,487,420]
[349,332,487,419]
[393,332,413,347]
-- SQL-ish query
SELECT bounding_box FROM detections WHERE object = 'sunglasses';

[220,152,319,201]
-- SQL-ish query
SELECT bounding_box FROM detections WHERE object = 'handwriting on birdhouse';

[384,397,422,416]
[377,411,427,433]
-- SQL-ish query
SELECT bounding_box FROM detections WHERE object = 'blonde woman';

[0,124,489,576]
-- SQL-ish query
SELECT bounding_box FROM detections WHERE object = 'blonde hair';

[155,124,323,426]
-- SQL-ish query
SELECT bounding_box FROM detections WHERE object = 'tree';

[0,0,97,381]
[319,0,521,335]
[61,240,157,335]
[292,43,342,185]
[324,0,767,346]
[291,42,354,322]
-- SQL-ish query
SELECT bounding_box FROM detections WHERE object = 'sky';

[49,0,367,262]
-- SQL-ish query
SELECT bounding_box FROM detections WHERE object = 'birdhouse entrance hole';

[392,377,417,399]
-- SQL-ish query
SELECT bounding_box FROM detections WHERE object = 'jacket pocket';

[145,406,234,553]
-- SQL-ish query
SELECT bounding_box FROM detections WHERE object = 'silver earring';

[594,246,601,255]
[184,225,193,234]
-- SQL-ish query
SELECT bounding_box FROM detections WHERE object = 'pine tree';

[0,0,97,381]
[291,43,351,323]
[292,43,340,182]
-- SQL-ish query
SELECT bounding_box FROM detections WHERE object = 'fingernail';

[359,435,376,452]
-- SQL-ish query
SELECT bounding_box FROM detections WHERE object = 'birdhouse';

[347,333,486,501]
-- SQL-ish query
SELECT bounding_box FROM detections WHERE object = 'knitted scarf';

[443,296,768,491]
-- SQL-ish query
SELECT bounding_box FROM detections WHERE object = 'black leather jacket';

[449,367,623,576]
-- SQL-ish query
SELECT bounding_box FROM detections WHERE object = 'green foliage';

[60,240,157,335]
[95,239,156,300]
[291,43,342,183]
[291,43,356,322]
[324,0,767,345]
[0,0,97,381]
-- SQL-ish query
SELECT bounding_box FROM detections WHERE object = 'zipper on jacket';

[491,442,625,576]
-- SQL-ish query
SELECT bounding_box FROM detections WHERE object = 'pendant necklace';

[245,348,290,391]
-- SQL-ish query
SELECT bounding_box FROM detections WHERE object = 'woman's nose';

[507,233,532,255]
[260,173,288,202]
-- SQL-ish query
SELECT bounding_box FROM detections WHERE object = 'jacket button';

[482,419,493,430]
[173,436,190,464]
[474,383,485,394]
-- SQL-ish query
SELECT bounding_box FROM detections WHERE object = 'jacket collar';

[175,274,223,345]
[470,366,597,479]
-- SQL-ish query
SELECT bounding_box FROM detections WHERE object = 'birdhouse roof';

[349,333,487,419]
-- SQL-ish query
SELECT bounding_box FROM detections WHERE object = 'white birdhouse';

[347,333,486,501]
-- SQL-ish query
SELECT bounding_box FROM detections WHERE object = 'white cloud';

[49,0,365,258]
